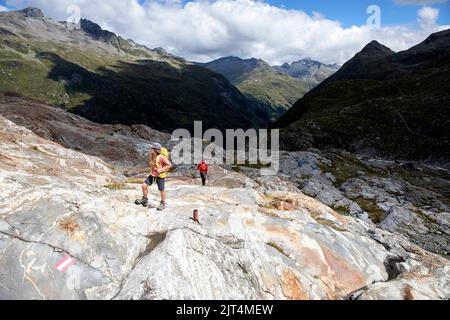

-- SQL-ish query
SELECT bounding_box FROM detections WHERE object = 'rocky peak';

[279,58,341,72]
[17,7,44,19]
[80,19,118,43]
[274,58,340,81]
[309,40,396,85]
[153,47,168,54]
[251,58,271,69]
[294,58,312,63]
[357,40,395,59]
[199,56,272,84]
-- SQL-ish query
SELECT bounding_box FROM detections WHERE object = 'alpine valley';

[199,56,339,120]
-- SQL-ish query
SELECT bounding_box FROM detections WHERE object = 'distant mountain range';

[275,29,450,162]
[199,57,339,120]
[274,58,340,84]
[0,7,270,132]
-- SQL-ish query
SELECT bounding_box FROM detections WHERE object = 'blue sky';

[0,0,449,64]
[266,0,449,27]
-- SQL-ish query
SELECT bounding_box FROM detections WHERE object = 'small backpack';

[156,148,170,178]
[159,147,170,159]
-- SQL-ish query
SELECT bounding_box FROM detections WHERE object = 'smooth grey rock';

[0,116,449,300]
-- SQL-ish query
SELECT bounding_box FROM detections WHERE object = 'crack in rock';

[0,230,113,281]
[346,255,406,300]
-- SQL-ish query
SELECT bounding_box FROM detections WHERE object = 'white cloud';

[0,5,9,12]
[4,0,450,64]
[418,6,440,30]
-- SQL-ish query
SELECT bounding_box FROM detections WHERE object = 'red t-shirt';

[197,163,208,173]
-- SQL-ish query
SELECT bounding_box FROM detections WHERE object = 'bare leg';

[142,183,149,199]
[160,190,166,204]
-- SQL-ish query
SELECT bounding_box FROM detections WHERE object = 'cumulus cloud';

[418,6,440,30]
[0,5,9,12]
[4,0,450,64]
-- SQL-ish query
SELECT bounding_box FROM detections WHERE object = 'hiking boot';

[157,202,166,211]
[135,197,148,206]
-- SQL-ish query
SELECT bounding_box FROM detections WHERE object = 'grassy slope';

[236,67,310,120]
[0,40,116,107]
[200,58,312,121]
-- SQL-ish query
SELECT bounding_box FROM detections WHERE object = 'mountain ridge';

[275,29,450,162]
[0,7,269,131]
[274,57,340,82]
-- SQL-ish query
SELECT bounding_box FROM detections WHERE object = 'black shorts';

[145,176,165,191]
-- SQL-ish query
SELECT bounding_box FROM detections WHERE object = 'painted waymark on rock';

[53,255,76,273]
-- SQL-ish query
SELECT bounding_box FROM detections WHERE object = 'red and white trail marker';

[53,255,76,272]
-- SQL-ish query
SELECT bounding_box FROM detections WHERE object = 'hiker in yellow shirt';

[135,142,172,211]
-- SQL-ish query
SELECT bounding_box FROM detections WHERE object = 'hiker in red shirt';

[197,160,209,186]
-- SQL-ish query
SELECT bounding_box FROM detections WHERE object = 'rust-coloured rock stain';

[403,285,415,300]
[321,246,367,297]
[281,270,309,300]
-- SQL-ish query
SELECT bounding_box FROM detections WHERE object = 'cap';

[150,142,162,151]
